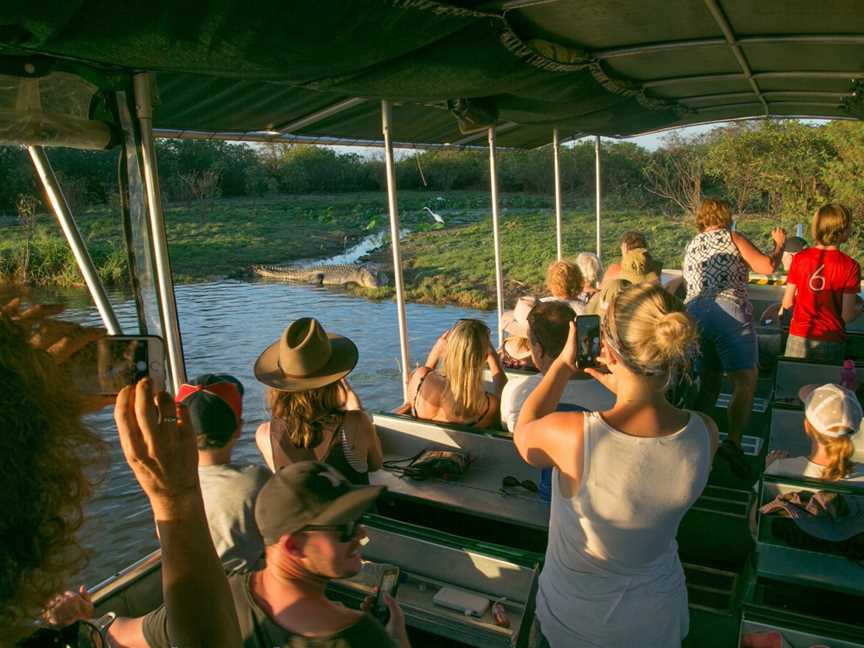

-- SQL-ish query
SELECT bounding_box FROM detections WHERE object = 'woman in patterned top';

[683,199,785,460]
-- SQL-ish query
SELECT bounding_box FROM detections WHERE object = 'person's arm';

[358,411,384,471]
[514,322,584,478]
[107,617,148,648]
[339,378,363,411]
[732,228,785,274]
[114,379,242,648]
[841,292,862,323]
[424,330,450,369]
[255,422,275,472]
[485,346,507,396]
[781,283,797,314]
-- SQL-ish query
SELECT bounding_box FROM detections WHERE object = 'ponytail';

[821,435,856,481]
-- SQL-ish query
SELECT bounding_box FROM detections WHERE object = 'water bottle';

[840,359,858,392]
[539,468,552,503]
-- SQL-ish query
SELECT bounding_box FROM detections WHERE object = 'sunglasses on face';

[501,475,538,492]
[301,519,362,543]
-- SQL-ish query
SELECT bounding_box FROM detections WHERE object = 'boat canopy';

[1,0,862,149]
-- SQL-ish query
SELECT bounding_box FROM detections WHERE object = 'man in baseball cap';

[177,373,270,575]
[111,462,408,648]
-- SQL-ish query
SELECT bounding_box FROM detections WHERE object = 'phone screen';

[373,566,400,624]
[69,337,159,395]
[576,315,601,368]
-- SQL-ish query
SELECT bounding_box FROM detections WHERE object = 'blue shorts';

[688,298,758,373]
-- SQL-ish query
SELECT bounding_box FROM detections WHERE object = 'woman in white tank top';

[514,284,719,647]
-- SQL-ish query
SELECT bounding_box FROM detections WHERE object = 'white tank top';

[536,411,712,647]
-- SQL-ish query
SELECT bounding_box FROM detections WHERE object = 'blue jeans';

[687,298,758,372]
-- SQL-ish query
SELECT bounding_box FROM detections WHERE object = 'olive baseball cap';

[255,461,384,546]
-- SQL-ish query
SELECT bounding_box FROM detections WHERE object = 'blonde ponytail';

[803,421,856,480]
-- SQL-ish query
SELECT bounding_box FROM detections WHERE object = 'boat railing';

[90,549,162,617]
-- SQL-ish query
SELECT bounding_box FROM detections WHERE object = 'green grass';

[365,208,854,309]
[2,192,854,310]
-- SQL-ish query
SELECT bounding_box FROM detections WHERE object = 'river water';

[60,279,497,587]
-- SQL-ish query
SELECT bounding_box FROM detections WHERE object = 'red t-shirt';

[787,248,861,341]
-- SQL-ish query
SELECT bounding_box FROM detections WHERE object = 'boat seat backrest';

[769,406,864,462]
[373,413,530,479]
[361,526,535,600]
[773,358,858,403]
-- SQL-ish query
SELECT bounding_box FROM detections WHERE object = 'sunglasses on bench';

[502,476,538,492]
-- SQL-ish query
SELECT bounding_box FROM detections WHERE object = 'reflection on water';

[61,280,495,586]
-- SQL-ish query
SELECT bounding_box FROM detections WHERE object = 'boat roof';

[1,0,862,148]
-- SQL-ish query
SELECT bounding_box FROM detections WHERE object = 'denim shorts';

[785,334,845,364]
[687,298,758,373]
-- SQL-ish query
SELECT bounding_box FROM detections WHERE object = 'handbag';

[383,448,472,480]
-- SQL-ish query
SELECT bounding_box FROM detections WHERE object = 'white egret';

[423,206,445,225]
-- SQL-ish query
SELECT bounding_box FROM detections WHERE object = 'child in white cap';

[766,383,864,481]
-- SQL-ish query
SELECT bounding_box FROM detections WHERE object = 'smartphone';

[575,315,601,369]
[373,565,400,625]
[69,335,166,395]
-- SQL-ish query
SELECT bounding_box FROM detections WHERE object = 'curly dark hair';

[0,316,106,639]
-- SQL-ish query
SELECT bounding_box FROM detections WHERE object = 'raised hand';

[114,378,200,520]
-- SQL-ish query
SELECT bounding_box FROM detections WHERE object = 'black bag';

[384,448,471,481]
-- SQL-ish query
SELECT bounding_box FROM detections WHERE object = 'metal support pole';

[381,101,411,401]
[488,128,506,348]
[594,135,602,259]
[553,129,563,260]
[28,146,122,336]
[134,73,186,392]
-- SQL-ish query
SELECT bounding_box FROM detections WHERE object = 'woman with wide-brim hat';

[254,318,382,485]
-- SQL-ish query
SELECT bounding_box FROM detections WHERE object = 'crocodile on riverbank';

[253,263,389,289]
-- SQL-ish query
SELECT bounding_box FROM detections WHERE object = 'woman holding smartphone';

[514,284,718,647]
[400,319,506,429]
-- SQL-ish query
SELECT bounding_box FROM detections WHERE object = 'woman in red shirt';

[782,204,863,363]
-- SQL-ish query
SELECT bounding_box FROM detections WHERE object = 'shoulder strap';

[411,367,433,417]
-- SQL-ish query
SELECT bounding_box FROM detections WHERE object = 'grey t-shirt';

[142,573,397,648]
[198,463,270,574]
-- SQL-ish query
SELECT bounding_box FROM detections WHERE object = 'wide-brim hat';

[501,296,537,339]
[503,335,532,360]
[255,317,358,392]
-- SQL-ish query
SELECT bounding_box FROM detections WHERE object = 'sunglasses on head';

[301,519,362,543]
[502,475,538,492]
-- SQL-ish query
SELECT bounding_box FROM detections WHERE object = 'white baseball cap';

[799,383,863,438]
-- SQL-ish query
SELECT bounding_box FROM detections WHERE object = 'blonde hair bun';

[606,283,697,375]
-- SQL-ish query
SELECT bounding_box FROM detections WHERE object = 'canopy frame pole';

[553,128,563,260]
[488,127,505,348]
[28,146,122,336]
[381,100,411,401]
[134,72,186,392]
[594,135,602,259]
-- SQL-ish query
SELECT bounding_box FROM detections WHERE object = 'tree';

[823,121,864,214]
[643,132,708,217]
[705,123,766,215]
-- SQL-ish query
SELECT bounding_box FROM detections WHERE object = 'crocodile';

[253,263,389,289]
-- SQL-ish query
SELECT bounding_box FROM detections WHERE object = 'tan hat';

[501,296,537,339]
[503,335,532,360]
[255,318,358,392]
[618,248,661,284]
[799,383,863,438]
